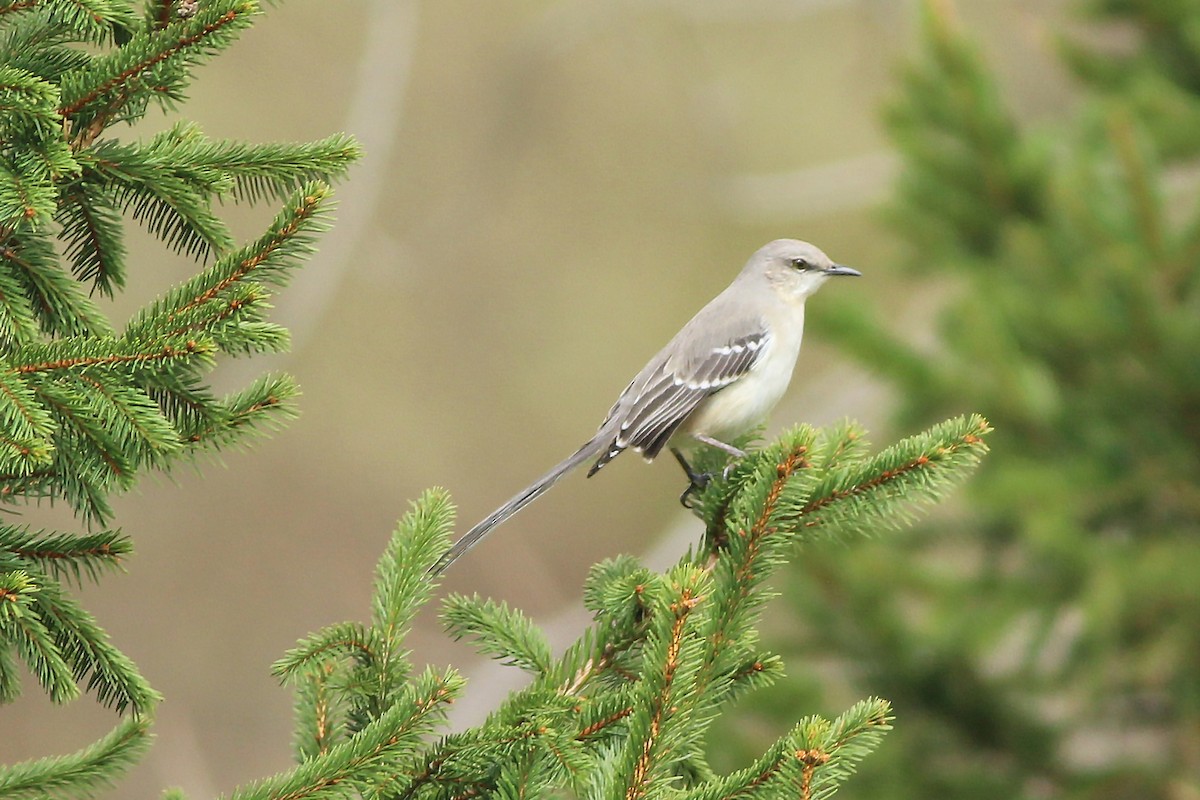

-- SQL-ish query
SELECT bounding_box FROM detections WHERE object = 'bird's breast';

[681,312,805,442]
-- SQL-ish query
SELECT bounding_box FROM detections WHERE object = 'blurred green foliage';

[709,2,1200,798]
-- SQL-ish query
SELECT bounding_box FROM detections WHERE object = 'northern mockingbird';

[430,239,860,575]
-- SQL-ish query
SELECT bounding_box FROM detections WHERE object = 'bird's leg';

[691,434,747,459]
[692,434,747,478]
[671,447,708,508]
[673,435,749,507]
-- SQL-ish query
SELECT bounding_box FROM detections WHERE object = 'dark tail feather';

[427,436,606,576]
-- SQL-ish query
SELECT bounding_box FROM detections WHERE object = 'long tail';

[427,435,608,576]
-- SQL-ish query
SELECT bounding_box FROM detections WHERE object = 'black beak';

[825,264,862,277]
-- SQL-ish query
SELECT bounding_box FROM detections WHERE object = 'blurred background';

[7,0,1200,798]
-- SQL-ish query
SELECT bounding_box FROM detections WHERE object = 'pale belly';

[679,324,804,443]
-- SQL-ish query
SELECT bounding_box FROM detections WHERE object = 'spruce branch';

[443,594,554,676]
[169,129,362,204]
[19,562,158,713]
[0,0,138,46]
[0,181,335,521]
[0,257,41,345]
[5,583,80,703]
[175,372,298,449]
[391,693,584,800]
[834,5,1200,794]
[0,151,58,225]
[273,622,380,683]
[12,334,215,376]
[885,0,1043,257]
[291,663,343,763]
[127,182,331,334]
[54,183,127,294]
[699,414,992,551]
[59,1,258,140]
[0,364,55,474]
[0,716,153,799]
[0,525,130,585]
[85,135,237,258]
[0,230,113,337]
[674,699,892,800]
[248,418,989,800]
[0,65,61,131]
[0,641,19,702]
[0,567,36,623]
[270,489,457,770]
[0,19,95,85]
[2,3,360,796]
[614,566,710,799]
[229,668,464,800]
[372,488,457,685]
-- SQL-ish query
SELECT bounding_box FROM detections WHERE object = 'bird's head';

[750,239,861,303]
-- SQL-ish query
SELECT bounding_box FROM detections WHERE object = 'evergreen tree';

[0,0,357,794]
[735,1,1200,797]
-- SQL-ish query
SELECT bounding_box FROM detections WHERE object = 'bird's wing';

[586,329,770,475]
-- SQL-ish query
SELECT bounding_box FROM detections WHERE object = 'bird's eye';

[790,257,811,271]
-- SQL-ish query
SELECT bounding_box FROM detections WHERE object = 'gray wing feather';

[586,329,769,473]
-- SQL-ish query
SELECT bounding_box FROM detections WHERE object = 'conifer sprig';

[24,564,159,712]
[0,525,129,585]
[679,699,892,800]
[272,490,461,742]
[442,595,554,676]
[58,1,256,133]
[0,525,155,712]
[797,4,1200,795]
[0,231,110,339]
[230,668,465,800]
[0,716,153,800]
[0,1,139,46]
[0,182,334,524]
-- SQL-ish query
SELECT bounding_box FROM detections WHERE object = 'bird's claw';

[672,446,741,508]
[679,471,710,508]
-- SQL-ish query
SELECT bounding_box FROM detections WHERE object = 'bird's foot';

[671,447,712,509]
[689,435,745,483]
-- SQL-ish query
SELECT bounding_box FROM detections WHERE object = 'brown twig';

[796,748,830,800]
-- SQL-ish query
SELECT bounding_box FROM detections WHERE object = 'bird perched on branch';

[430,239,861,575]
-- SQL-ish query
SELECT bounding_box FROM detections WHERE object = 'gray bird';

[430,239,860,575]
